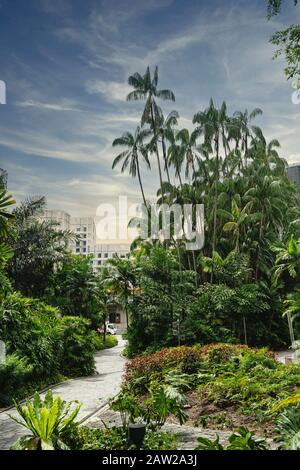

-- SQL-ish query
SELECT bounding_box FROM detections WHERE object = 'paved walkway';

[0,336,127,450]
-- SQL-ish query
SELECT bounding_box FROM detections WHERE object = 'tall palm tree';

[219,195,252,253]
[233,108,263,166]
[176,128,201,180]
[167,130,184,188]
[105,256,137,328]
[157,109,179,184]
[112,127,151,208]
[127,66,175,198]
[273,233,300,286]
[193,100,228,268]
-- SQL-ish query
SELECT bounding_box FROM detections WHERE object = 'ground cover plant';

[123,343,300,438]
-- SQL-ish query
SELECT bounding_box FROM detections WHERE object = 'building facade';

[287,163,300,186]
[41,209,71,231]
[40,210,130,270]
[90,243,130,271]
[69,217,96,255]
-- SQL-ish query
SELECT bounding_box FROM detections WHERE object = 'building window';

[82,248,86,253]
[76,248,80,253]
[98,253,102,258]
[104,253,108,258]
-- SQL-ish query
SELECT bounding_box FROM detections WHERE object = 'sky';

[0,0,300,217]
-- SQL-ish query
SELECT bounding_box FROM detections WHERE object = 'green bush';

[0,354,33,406]
[0,292,62,376]
[91,333,118,351]
[0,354,63,407]
[65,425,177,450]
[60,316,96,377]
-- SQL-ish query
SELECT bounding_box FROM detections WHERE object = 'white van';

[106,323,117,335]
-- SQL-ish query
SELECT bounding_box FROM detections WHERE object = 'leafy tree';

[267,0,300,82]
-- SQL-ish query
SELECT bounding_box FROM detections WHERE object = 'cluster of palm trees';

[112,66,298,283]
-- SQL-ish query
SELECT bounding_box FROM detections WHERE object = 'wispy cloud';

[16,99,82,112]
[85,80,131,102]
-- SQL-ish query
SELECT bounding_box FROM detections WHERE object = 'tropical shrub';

[91,333,118,351]
[142,381,188,429]
[274,407,300,450]
[195,427,268,450]
[0,354,34,406]
[10,390,81,450]
[59,316,96,377]
[0,292,62,376]
[124,343,273,388]
[65,425,177,450]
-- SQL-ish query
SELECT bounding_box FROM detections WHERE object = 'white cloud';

[16,99,82,112]
[85,80,131,102]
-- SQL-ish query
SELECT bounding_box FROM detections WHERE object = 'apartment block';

[40,210,130,271]
[69,217,96,255]
[90,243,130,271]
[41,209,71,231]
[287,163,300,187]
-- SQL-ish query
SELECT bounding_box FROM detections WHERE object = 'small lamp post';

[128,423,146,449]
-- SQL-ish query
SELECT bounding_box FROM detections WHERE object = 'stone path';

[0,336,127,450]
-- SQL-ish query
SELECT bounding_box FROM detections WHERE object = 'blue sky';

[0,0,300,216]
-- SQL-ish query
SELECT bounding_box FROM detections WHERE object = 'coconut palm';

[176,128,201,180]
[273,234,300,286]
[167,130,184,188]
[193,100,229,265]
[105,256,137,328]
[112,127,151,208]
[233,108,263,166]
[157,109,179,184]
[127,66,175,197]
[219,195,253,253]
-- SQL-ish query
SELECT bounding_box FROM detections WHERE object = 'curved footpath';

[0,336,127,450]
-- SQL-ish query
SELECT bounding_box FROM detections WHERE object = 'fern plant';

[9,390,82,450]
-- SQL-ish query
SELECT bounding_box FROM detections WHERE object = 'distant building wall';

[287,164,300,186]
[40,209,130,272]
[40,209,71,231]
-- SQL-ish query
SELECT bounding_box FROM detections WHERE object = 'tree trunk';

[211,137,219,282]
[136,157,147,208]
[161,136,171,184]
[150,103,164,201]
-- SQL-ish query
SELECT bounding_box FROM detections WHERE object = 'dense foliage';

[109,66,300,355]
[122,343,300,448]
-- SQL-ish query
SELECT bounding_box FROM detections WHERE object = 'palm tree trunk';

[211,138,219,282]
[150,104,164,200]
[177,169,183,189]
[136,158,147,208]
[161,137,171,184]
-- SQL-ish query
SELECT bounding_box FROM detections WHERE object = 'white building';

[40,209,71,232]
[90,243,130,271]
[69,217,96,255]
[40,210,130,271]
